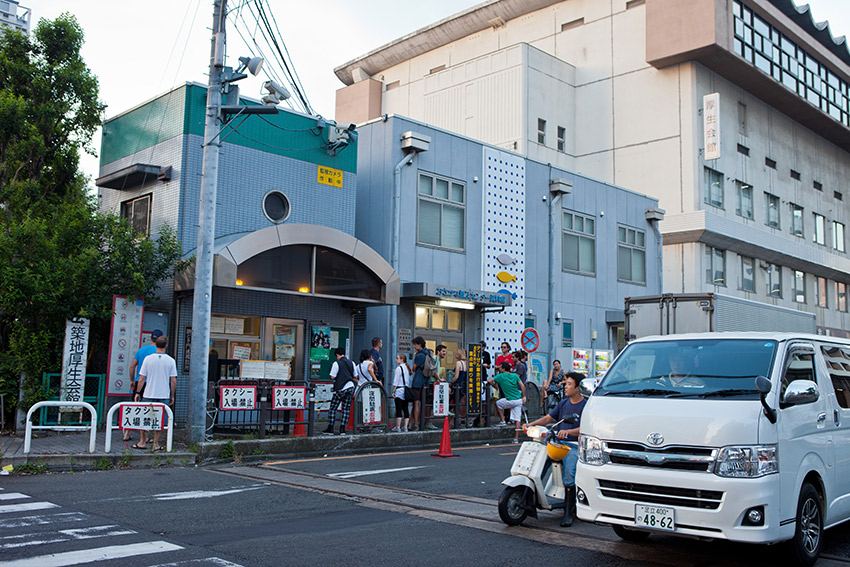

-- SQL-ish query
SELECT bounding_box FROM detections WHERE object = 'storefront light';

[437,300,475,310]
[298,286,310,293]
[235,279,244,286]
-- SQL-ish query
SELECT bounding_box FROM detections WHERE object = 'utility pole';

[188,0,227,444]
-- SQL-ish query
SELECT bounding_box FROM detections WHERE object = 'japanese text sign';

[317,165,343,188]
[119,402,166,431]
[703,93,720,160]
[60,318,90,409]
[432,382,450,417]
[361,387,382,425]
[219,386,257,411]
[272,386,306,410]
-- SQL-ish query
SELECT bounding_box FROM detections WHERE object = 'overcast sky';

[29,0,850,186]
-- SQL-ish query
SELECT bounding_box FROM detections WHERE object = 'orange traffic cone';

[432,416,458,458]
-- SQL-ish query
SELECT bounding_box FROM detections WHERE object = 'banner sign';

[361,387,382,425]
[60,318,90,409]
[272,386,306,410]
[467,343,482,413]
[432,382,450,417]
[704,93,720,160]
[219,386,257,410]
[119,402,165,431]
[106,296,144,396]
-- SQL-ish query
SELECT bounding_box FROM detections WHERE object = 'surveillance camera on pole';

[262,80,291,106]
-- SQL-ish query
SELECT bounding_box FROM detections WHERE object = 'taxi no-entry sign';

[521,328,539,353]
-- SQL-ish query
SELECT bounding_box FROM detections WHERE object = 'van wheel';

[498,486,531,526]
[788,483,823,567]
[613,524,651,542]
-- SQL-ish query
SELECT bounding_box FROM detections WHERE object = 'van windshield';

[595,339,778,399]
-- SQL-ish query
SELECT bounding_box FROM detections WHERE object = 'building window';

[705,247,726,286]
[736,182,753,219]
[562,320,573,348]
[417,173,465,251]
[834,221,846,252]
[765,157,777,169]
[794,270,806,303]
[765,263,782,297]
[790,169,801,181]
[262,191,291,223]
[836,282,848,312]
[741,256,755,292]
[813,213,826,245]
[817,276,828,308]
[415,305,463,331]
[835,191,844,201]
[557,126,566,152]
[617,226,646,284]
[562,210,595,275]
[537,119,546,144]
[790,204,804,237]
[814,181,823,191]
[525,315,536,329]
[703,167,723,208]
[120,194,152,236]
[765,193,780,228]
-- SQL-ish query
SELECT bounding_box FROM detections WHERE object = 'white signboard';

[273,386,306,410]
[313,383,333,412]
[219,386,257,410]
[60,318,90,410]
[264,361,290,381]
[120,402,165,431]
[107,296,144,396]
[703,93,720,160]
[240,360,265,379]
[432,382,450,417]
[361,387,382,424]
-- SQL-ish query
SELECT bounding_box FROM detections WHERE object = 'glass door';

[263,318,304,380]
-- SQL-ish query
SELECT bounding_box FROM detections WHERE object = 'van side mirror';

[579,378,597,397]
[781,380,819,406]
[755,376,776,424]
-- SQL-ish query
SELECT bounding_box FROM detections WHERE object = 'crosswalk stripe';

[0,512,88,529]
[0,540,183,567]
[149,558,245,567]
[0,525,137,550]
[0,502,58,515]
[0,494,31,501]
[327,466,426,479]
[151,486,265,501]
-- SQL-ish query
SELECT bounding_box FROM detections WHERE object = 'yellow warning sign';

[317,166,343,188]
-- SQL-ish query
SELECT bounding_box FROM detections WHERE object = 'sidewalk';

[0,422,517,472]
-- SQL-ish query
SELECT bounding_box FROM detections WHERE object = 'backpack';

[422,349,438,378]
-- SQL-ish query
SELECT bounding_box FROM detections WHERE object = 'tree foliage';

[0,15,185,418]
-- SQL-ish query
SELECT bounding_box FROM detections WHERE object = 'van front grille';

[598,479,723,509]
[604,442,717,473]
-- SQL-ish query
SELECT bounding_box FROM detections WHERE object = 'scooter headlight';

[579,435,607,465]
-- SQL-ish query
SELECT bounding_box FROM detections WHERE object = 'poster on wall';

[310,325,331,360]
[106,296,144,396]
[528,352,549,388]
[231,344,252,360]
[274,325,296,345]
[60,318,90,410]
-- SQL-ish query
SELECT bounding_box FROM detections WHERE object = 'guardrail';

[24,401,97,454]
[104,402,174,453]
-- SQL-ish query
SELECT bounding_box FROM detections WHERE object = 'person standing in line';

[390,354,411,432]
[369,337,384,385]
[488,361,526,443]
[409,336,430,430]
[354,349,381,397]
[495,342,513,370]
[434,344,447,383]
[125,329,163,442]
[451,348,468,420]
[323,347,357,435]
[512,350,528,384]
[133,335,177,451]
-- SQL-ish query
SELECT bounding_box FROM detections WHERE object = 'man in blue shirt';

[523,371,587,527]
[369,337,384,384]
[410,336,430,430]
[124,329,162,442]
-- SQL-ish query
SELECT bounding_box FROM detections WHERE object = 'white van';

[575,332,850,566]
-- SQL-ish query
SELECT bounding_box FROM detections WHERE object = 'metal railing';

[39,373,106,429]
[211,379,312,438]
[25,401,97,454]
[104,402,174,453]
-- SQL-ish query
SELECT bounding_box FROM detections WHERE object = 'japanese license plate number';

[635,504,675,531]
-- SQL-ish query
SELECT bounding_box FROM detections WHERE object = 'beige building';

[335,0,850,336]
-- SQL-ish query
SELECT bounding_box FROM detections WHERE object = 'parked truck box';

[624,293,816,341]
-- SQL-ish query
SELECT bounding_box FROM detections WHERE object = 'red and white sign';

[432,382,450,417]
[106,296,144,396]
[119,402,166,431]
[361,387,382,425]
[521,327,540,353]
[272,386,306,410]
[219,386,257,410]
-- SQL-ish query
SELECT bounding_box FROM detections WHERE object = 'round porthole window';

[263,191,291,223]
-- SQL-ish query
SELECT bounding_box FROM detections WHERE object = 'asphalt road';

[2,442,850,567]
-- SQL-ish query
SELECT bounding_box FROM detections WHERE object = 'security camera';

[262,80,291,105]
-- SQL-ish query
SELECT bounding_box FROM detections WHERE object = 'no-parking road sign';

[521,328,539,353]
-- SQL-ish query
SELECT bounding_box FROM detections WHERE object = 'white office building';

[0,1,29,34]
[334,0,850,336]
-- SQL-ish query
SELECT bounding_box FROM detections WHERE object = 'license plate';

[634,504,675,531]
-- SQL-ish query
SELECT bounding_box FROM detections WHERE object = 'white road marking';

[0,525,136,550]
[151,486,266,501]
[0,502,58,515]
[0,512,88,529]
[0,494,30,501]
[0,540,182,567]
[327,466,426,479]
[149,558,245,567]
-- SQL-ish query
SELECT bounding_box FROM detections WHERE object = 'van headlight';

[715,445,778,477]
[579,435,607,465]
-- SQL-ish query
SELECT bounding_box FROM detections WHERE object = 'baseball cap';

[151,329,164,338]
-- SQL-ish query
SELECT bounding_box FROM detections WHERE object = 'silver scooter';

[498,415,578,526]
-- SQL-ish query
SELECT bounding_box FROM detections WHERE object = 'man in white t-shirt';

[134,335,177,451]
[323,347,357,435]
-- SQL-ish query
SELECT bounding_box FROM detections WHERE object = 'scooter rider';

[523,371,587,527]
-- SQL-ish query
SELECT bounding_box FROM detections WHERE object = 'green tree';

[0,15,185,424]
